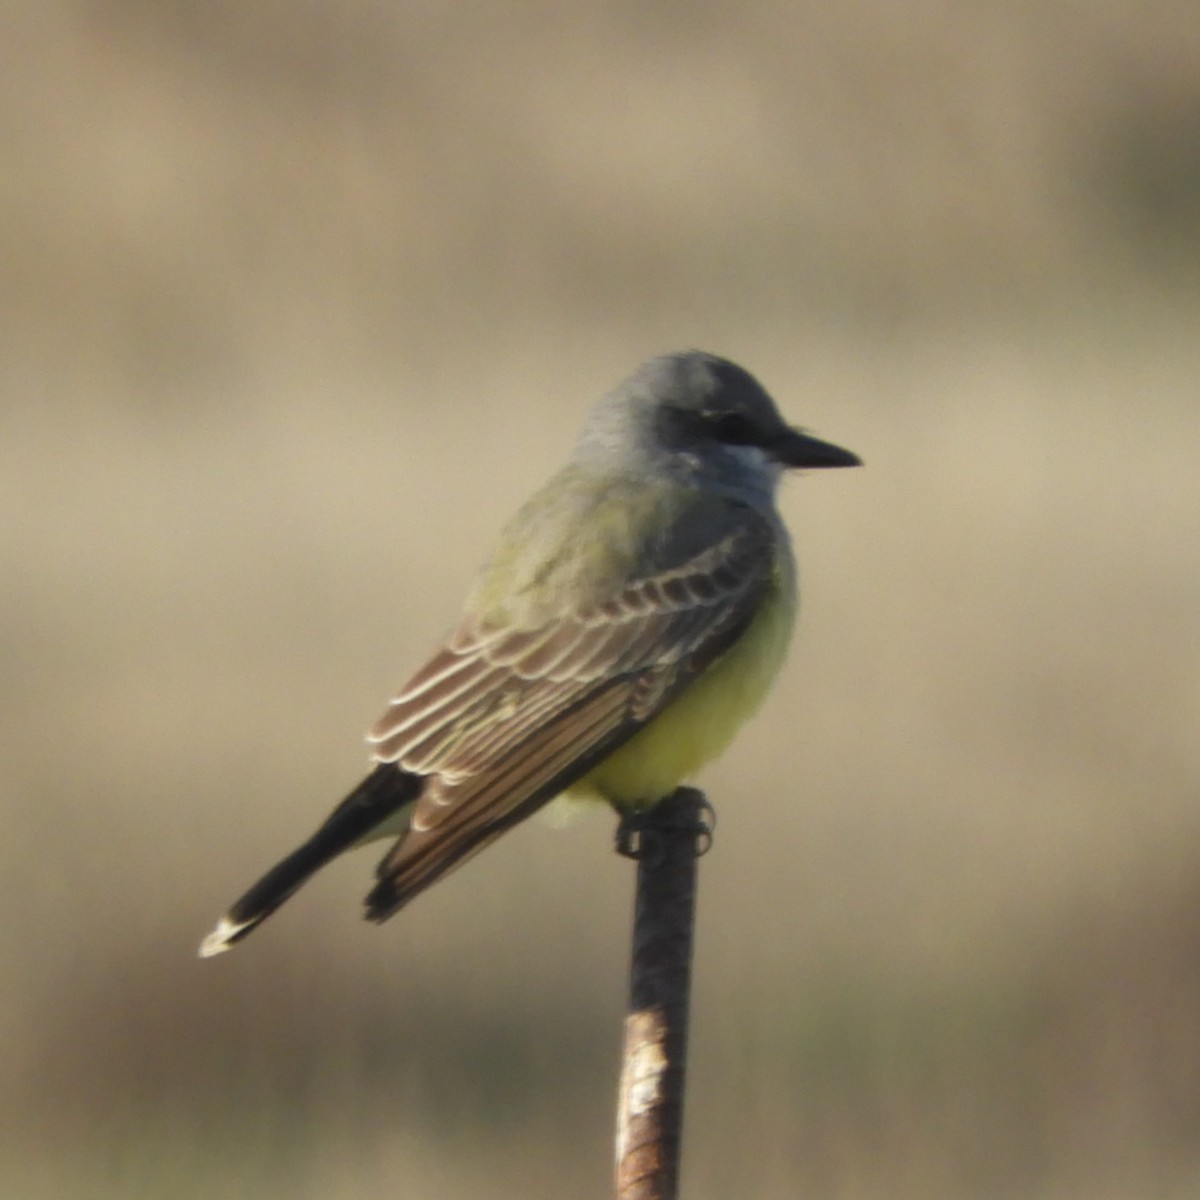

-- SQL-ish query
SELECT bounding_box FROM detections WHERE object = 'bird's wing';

[363,500,776,917]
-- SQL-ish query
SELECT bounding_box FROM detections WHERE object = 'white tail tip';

[198,915,253,959]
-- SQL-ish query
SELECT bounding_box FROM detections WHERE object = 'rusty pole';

[614,787,711,1200]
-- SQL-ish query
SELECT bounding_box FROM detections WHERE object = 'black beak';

[771,428,862,469]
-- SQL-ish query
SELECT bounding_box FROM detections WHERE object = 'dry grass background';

[3,2,1200,1197]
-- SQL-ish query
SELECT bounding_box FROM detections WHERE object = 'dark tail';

[198,765,421,957]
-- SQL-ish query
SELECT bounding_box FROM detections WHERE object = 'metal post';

[614,787,711,1200]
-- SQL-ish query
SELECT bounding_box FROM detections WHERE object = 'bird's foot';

[614,789,716,862]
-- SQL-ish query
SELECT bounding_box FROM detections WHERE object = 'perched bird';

[199,351,859,957]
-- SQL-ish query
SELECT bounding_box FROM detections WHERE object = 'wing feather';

[364,501,777,915]
[367,683,637,918]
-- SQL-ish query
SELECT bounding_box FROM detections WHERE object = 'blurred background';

[3,2,1199,1197]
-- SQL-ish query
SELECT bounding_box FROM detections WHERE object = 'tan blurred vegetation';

[3,1,1200,1197]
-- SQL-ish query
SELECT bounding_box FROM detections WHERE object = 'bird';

[199,351,859,957]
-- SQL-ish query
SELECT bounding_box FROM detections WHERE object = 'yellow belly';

[567,541,797,810]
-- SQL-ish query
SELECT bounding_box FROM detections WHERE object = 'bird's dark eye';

[709,411,759,446]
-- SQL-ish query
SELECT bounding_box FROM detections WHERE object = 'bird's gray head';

[577,351,860,506]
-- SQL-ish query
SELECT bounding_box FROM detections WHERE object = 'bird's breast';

[569,530,797,809]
